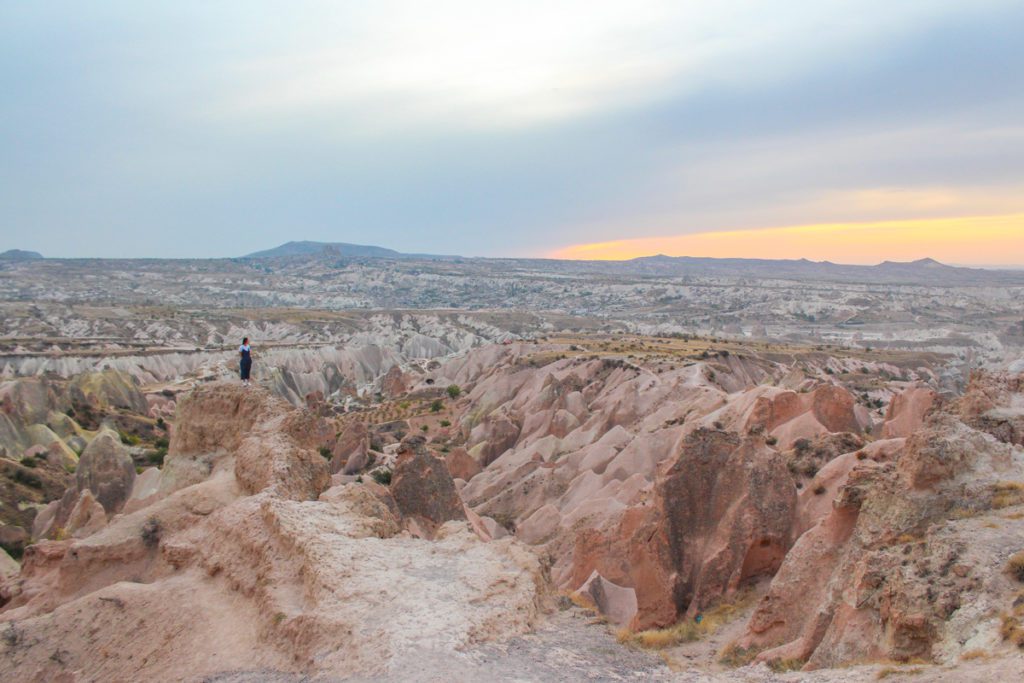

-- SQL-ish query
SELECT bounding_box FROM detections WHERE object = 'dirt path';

[205,604,1024,682]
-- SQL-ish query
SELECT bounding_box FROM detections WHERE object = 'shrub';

[13,468,42,489]
[446,384,461,399]
[156,417,166,430]
[371,469,392,485]
[420,425,429,433]
[623,592,756,650]
[439,419,451,428]
[318,446,332,460]
[19,456,38,468]
[119,431,141,446]
[813,485,827,495]
[141,518,161,548]
[430,400,443,413]
[147,448,166,466]
[718,644,761,668]
[1007,552,1024,583]
[765,436,778,446]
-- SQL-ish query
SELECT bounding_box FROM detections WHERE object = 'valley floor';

[205,604,1024,682]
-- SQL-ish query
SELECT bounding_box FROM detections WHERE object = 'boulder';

[0,524,29,559]
[573,570,639,627]
[75,428,136,515]
[332,421,368,474]
[65,490,108,538]
[390,436,466,532]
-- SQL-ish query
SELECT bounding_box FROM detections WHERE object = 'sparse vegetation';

[13,468,42,489]
[992,482,1024,510]
[1006,551,1024,583]
[768,658,806,672]
[621,591,757,649]
[118,430,141,446]
[141,517,161,548]
[371,469,392,486]
[718,643,761,668]
[446,384,461,399]
[430,399,443,413]
[876,666,924,679]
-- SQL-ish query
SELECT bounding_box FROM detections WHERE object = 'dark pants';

[240,358,252,380]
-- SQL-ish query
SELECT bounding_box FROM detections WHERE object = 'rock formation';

[0,382,547,681]
[735,371,1024,669]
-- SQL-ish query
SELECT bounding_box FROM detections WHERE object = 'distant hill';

[580,254,1015,285]
[244,241,405,259]
[0,249,43,261]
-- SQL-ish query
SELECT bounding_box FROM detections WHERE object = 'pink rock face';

[380,365,409,398]
[468,414,521,466]
[736,373,1021,670]
[882,385,938,439]
[739,385,867,449]
[570,429,797,630]
[444,446,481,482]
[332,421,368,474]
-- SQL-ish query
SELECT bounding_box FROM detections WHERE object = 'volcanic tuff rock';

[569,429,797,630]
[390,435,467,536]
[0,382,547,681]
[443,345,874,609]
[73,428,135,514]
[736,371,1024,669]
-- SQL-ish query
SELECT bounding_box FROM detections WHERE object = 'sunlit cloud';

[550,213,1024,266]
[1,1,1022,257]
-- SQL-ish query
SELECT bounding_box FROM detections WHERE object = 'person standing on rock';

[239,337,253,385]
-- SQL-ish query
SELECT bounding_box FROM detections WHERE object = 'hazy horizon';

[3,2,1023,264]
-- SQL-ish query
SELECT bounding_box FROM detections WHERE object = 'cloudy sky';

[2,1,1023,263]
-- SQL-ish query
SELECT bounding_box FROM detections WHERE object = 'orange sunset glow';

[550,213,1024,265]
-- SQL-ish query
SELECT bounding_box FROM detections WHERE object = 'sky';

[2,1,1023,264]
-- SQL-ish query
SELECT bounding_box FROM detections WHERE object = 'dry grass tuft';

[718,643,762,668]
[876,666,924,679]
[620,591,757,650]
[767,657,806,672]
[566,591,596,612]
[1007,551,1024,583]
[1000,593,1024,648]
[992,481,1024,510]
[959,649,990,661]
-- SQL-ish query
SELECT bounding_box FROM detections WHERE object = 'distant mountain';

[556,254,1024,285]
[244,241,405,259]
[0,249,43,260]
